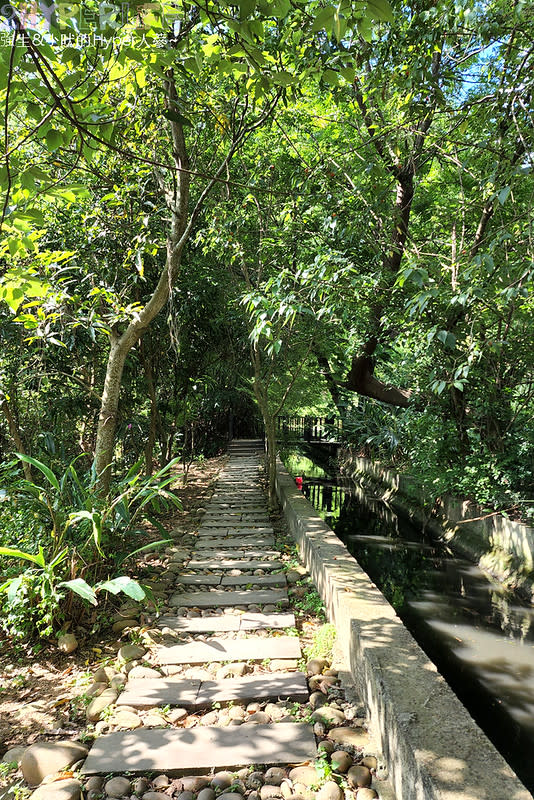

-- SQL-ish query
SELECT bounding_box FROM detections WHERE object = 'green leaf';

[437,330,456,349]
[7,575,24,604]
[333,10,347,41]
[271,0,290,18]
[271,71,296,86]
[340,66,356,82]
[48,547,69,570]
[26,102,41,121]
[366,0,394,22]
[45,129,63,152]
[0,546,46,568]
[162,109,192,126]
[7,239,20,257]
[238,0,256,19]
[69,509,103,554]
[498,185,511,205]
[98,576,146,601]
[357,14,373,40]
[322,69,340,86]
[59,578,98,605]
[312,6,334,32]
[16,454,60,492]
[119,538,173,563]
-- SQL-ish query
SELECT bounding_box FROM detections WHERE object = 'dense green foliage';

[1,0,534,635]
[0,455,179,638]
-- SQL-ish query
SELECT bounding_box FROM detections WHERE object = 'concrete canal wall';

[275,459,532,800]
[338,454,534,602]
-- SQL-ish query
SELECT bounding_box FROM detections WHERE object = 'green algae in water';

[281,449,328,479]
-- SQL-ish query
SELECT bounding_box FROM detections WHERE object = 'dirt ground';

[0,455,227,764]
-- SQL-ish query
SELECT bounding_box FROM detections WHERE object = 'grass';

[304,623,337,661]
[293,584,326,619]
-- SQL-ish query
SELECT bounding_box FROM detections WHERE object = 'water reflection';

[301,476,534,791]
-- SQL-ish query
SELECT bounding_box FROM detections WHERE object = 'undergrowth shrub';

[0,454,181,640]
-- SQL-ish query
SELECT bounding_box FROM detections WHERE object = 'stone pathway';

[82,440,317,776]
[11,441,390,800]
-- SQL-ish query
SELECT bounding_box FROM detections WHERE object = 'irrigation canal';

[282,450,534,793]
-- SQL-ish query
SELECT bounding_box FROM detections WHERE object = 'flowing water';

[284,452,534,791]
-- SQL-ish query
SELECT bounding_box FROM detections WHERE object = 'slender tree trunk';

[0,395,33,480]
[140,340,159,476]
[264,413,277,508]
[251,351,277,508]
[93,332,136,490]
[345,53,442,408]
[92,69,246,493]
[93,73,192,494]
[315,352,346,418]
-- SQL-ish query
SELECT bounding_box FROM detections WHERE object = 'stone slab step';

[215,484,262,489]
[117,679,200,708]
[197,673,307,705]
[222,574,286,587]
[193,537,275,550]
[211,490,264,496]
[220,473,262,477]
[210,496,265,503]
[204,509,266,514]
[175,575,221,586]
[117,673,308,709]
[187,549,281,560]
[158,612,295,633]
[206,505,266,510]
[187,559,283,571]
[216,480,260,484]
[201,522,272,529]
[156,635,301,664]
[197,527,274,536]
[176,575,286,588]
[203,511,269,518]
[169,589,288,608]
[198,529,273,536]
[82,723,316,774]
[199,522,272,529]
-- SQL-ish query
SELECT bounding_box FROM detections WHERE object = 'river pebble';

[347,766,372,789]
[105,777,131,797]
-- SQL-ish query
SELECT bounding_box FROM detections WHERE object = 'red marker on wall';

[295,476,303,490]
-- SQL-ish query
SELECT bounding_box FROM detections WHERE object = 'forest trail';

[82,439,318,774]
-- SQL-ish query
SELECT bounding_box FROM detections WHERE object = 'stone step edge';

[116,672,309,709]
[157,612,296,633]
[155,635,301,665]
[81,723,317,775]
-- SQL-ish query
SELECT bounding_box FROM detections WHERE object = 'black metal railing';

[276,415,342,443]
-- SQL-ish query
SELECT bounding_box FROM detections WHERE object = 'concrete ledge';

[338,453,534,600]
[275,459,532,800]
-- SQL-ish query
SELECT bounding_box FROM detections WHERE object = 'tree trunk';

[251,353,277,508]
[93,333,134,491]
[264,412,277,509]
[346,53,442,408]
[315,352,346,418]
[345,349,411,408]
[0,395,32,480]
[140,340,159,476]
[93,73,191,494]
